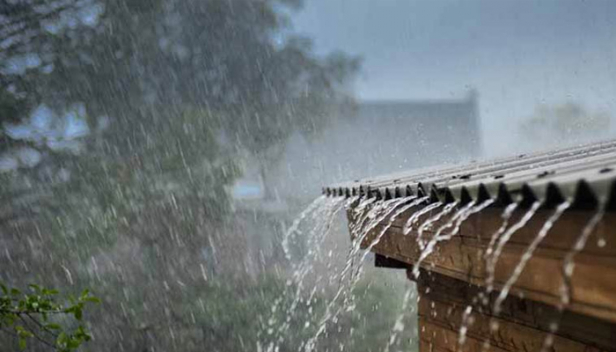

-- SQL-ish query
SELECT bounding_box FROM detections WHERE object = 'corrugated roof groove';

[495,183,515,206]
[571,180,599,210]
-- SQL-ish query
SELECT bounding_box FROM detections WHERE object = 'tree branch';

[18,314,57,349]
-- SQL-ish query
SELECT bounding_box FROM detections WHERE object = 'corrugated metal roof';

[323,140,616,210]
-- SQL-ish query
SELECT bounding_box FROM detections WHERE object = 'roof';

[323,139,616,210]
[268,94,482,200]
[356,93,479,126]
[358,99,475,118]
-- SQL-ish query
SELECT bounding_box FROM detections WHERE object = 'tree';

[0,282,99,351]
[1,0,359,198]
[0,0,360,350]
[520,102,611,149]
[1,0,359,158]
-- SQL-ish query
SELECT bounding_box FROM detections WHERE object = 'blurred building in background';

[231,90,481,270]
[266,90,482,201]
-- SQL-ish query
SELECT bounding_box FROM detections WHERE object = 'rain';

[2,1,616,352]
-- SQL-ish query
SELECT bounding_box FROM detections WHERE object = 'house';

[266,90,481,201]
[325,140,616,351]
[229,91,482,275]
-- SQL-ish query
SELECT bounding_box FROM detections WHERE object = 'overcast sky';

[292,0,616,156]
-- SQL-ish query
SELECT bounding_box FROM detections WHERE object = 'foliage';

[185,274,325,352]
[0,1,363,351]
[520,102,612,148]
[1,0,359,158]
[133,273,415,352]
[346,279,418,352]
[0,283,99,351]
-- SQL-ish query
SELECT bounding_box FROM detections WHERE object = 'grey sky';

[292,0,616,156]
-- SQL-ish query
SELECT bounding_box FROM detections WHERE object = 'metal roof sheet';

[323,140,616,210]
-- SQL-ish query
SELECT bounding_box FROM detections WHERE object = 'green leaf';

[57,331,67,344]
[16,326,33,338]
[68,338,81,349]
[74,307,82,321]
[45,323,62,330]
[83,296,101,304]
[18,337,26,350]
[1,284,96,350]
[4,313,16,325]
[42,288,59,296]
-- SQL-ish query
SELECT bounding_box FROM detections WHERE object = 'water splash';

[493,201,570,315]
[596,227,607,248]
[348,197,379,240]
[281,195,327,263]
[457,305,474,350]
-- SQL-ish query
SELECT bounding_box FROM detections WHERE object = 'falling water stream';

[450,199,496,238]
[259,194,378,352]
[485,203,519,260]
[412,199,496,278]
[560,205,605,309]
[539,204,606,352]
[349,197,424,283]
[342,197,429,312]
[493,201,571,315]
[303,196,420,352]
[481,201,569,352]
[484,201,542,300]
[415,202,457,249]
[457,202,518,350]
[403,202,443,236]
[261,192,607,352]
[281,196,327,263]
[260,195,347,352]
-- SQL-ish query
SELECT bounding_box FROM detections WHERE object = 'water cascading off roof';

[324,139,616,352]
